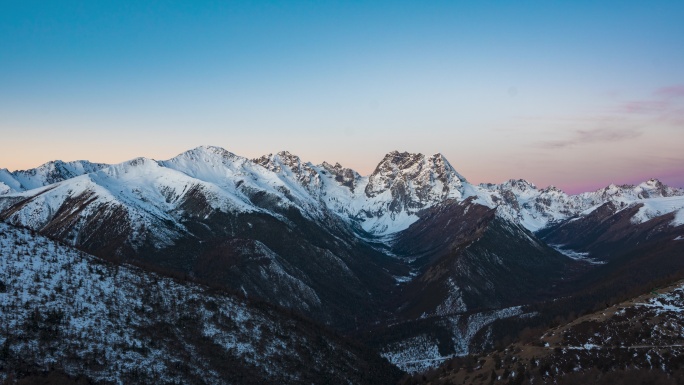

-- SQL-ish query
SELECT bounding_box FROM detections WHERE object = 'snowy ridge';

[0,168,21,194]
[2,146,683,241]
[0,160,108,194]
[0,156,260,250]
[629,196,684,226]
[163,147,315,218]
[482,178,684,231]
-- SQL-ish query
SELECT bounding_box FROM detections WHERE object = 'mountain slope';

[392,199,572,319]
[0,221,401,385]
[362,198,573,371]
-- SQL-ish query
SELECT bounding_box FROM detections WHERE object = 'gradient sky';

[1,1,683,194]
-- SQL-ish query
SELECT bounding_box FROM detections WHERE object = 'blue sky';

[1,0,683,193]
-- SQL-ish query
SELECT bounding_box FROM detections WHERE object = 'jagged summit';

[252,151,309,173]
[366,151,467,199]
[125,156,156,166]
[370,151,465,179]
[371,151,424,173]
[582,178,684,203]
[320,161,361,192]
[503,179,538,191]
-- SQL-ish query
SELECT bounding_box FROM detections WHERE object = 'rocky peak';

[252,153,276,171]
[125,157,157,168]
[501,179,538,192]
[25,160,70,185]
[253,151,306,174]
[366,151,423,198]
[637,178,684,198]
[253,151,322,194]
[539,185,568,200]
[320,162,360,192]
[275,151,305,172]
[541,185,563,193]
[428,153,468,185]
[374,151,425,172]
[99,157,161,178]
[364,151,466,215]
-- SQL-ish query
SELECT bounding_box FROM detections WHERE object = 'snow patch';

[550,244,606,265]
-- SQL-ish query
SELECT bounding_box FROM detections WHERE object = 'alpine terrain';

[2,146,683,384]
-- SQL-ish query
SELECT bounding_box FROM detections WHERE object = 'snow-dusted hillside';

[0,222,399,384]
[410,280,684,385]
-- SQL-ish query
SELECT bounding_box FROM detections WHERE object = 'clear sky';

[1,0,683,194]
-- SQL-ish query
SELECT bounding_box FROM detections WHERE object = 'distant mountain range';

[2,146,682,235]
[1,146,684,383]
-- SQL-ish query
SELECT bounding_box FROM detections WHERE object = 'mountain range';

[1,145,684,383]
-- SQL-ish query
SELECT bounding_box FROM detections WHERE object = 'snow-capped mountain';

[0,146,411,329]
[251,150,470,234]
[0,155,258,253]
[482,178,684,231]
[2,146,683,326]
[0,159,108,194]
[3,146,682,241]
[358,151,472,234]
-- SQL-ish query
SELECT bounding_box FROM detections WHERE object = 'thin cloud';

[538,127,642,149]
[618,100,668,114]
[526,85,682,149]
[656,85,684,99]
[615,84,684,126]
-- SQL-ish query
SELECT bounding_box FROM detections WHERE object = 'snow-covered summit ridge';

[0,159,108,194]
[630,196,684,226]
[581,178,684,202]
[1,146,683,236]
[482,177,684,231]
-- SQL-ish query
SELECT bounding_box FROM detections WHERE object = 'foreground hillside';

[0,222,401,385]
[402,280,684,384]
